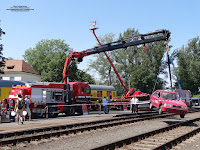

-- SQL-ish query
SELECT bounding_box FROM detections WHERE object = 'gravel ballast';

[14,112,200,150]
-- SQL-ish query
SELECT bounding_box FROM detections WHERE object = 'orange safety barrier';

[123,102,127,111]
[82,104,88,115]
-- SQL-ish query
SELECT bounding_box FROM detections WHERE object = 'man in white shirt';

[130,95,139,113]
[102,97,108,114]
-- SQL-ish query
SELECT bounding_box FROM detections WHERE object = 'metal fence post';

[99,103,101,115]
[46,106,48,119]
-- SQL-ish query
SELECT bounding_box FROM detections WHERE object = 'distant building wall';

[0,72,41,82]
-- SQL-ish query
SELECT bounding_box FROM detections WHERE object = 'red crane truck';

[5,29,170,118]
[7,82,91,118]
[63,28,170,110]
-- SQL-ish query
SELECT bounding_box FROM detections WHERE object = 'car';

[150,90,188,118]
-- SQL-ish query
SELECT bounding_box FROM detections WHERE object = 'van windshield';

[161,92,179,100]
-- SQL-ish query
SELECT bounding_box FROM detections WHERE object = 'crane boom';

[91,29,129,93]
[63,29,170,98]
[85,29,170,55]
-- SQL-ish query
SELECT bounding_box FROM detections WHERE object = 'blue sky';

[0,0,200,82]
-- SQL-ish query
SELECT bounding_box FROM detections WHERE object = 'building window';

[10,77,14,81]
[7,65,15,69]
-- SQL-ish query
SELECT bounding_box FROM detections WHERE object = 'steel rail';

[0,113,175,147]
[0,111,164,139]
[153,126,200,150]
[92,117,200,150]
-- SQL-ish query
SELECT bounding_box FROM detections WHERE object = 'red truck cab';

[69,82,91,103]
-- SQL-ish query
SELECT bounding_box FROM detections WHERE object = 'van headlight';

[164,103,171,107]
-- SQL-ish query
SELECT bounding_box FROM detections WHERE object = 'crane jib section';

[63,29,170,88]
[85,29,170,55]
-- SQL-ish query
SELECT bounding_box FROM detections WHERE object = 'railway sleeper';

[92,118,200,150]
[0,113,174,140]
[0,113,186,147]
[154,127,200,150]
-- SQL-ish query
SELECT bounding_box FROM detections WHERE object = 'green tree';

[0,44,5,74]
[129,43,167,93]
[23,39,95,83]
[114,28,140,90]
[7,57,14,60]
[70,61,95,84]
[175,37,200,94]
[89,33,116,86]
[89,28,168,95]
[23,39,72,82]
[115,28,168,94]
[0,28,6,74]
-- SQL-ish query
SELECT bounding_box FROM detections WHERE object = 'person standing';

[25,95,32,121]
[130,97,135,113]
[102,97,108,114]
[107,96,111,113]
[15,94,25,124]
[130,95,139,113]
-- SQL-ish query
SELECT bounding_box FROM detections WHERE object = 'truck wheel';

[119,106,123,111]
[48,107,58,118]
[87,105,91,112]
[77,106,83,115]
[65,107,76,116]
[180,114,185,118]
[36,105,45,118]
[159,106,162,115]
[69,107,75,115]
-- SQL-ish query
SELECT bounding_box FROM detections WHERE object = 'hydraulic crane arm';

[85,29,170,55]
[91,29,129,93]
[63,29,170,87]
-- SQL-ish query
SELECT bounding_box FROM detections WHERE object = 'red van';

[150,90,188,118]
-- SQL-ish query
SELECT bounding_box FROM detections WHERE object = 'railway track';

[0,109,199,149]
[92,117,200,150]
[0,112,176,148]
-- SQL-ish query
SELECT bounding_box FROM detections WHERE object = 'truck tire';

[48,107,58,118]
[36,105,45,118]
[119,105,123,111]
[77,106,83,115]
[180,114,185,118]
[65,107,76,116]
[69,107,75,115]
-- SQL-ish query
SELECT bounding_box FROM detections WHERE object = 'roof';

[89,84,116,91]
[154,90,176,93]
[0,80,26,87]
[191,97,200,100]
[1,60,40,75]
